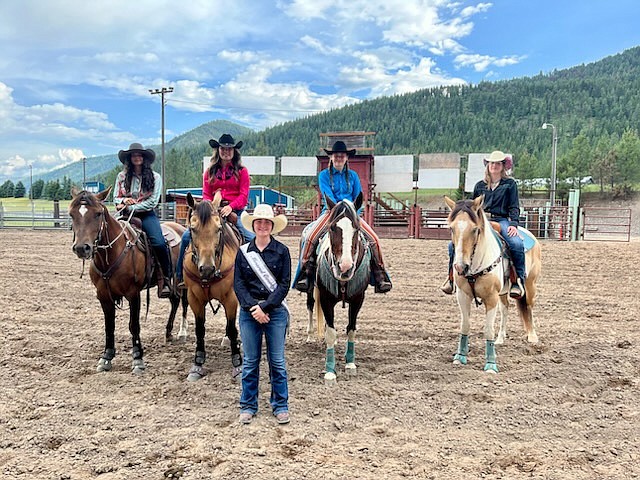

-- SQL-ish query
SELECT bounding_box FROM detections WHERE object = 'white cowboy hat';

[241,204,288,234]
[483,150,513,170]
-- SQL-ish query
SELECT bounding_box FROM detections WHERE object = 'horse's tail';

[518,239,541,341]
[314,287,325,339]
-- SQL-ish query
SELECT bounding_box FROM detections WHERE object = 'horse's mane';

[449,199,483,225]
[70,190,102,210]
[328,199,359,226]
[193,200,238,248]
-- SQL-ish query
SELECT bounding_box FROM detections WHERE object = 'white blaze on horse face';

[453,219,470,272]
[337,216,354,273]
[79,205,88,217]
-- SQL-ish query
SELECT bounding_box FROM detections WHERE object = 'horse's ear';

[71,186,80,198]
[354,191,363,211]
[443,195,456,211]
[96,185,112,203]
[325,194,336,210]
[187,192,196,209]
[472,195,484,212]
[212,190,222,209]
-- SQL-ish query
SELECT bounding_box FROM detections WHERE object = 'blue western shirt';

[318,166,363,212]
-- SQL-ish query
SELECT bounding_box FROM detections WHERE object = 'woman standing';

[294,140,392,294]
[233,204,291,425]
[441,150,526,299]
[114,142,172,298]
[176,134,254,288]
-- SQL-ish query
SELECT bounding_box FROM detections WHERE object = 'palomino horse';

[306,193,371,384]
[444,195,541,373]
[182,191,242,382]
[68,186,188,374]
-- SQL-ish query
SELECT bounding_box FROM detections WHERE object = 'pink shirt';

[202,164,250,210]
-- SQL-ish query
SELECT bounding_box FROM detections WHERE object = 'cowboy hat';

[241,204,288,235]
[323,140,356,157]
[118,143,156,164]
[483,150,513,171]
[209,133,243,150]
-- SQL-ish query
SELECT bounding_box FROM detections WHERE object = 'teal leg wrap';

[453,334,469,365]
[484,340,499,373]
[325,347,336,374]
[345,341,355,364]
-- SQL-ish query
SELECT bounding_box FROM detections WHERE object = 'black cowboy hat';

[118,142,156,164]
[323,140,356,157]
[209,133,243,150]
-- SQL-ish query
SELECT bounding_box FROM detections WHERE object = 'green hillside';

[18,45,640,198]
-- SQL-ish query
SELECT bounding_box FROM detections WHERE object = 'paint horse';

[306,193,371,385]
[68,186,188,374]
[444,195,541,373]
[182,191,242,382]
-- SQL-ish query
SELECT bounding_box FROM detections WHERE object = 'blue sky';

[1,0,639,183]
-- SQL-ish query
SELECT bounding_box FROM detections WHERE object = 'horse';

[68,186,188,374]
[305,192,371,385]
[444,195,542,373]
[182,191,242,382]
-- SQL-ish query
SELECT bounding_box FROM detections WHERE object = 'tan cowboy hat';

[483,150,513,170]
[241,204,288,234]
[118,143,156,164]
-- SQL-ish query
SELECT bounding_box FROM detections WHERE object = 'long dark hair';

[206,148,244,182]
[123,157,155,193]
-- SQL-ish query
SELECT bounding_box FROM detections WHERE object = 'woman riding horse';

[442,150,526,299]
[294,140,391,294]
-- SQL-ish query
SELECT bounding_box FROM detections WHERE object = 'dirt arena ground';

[1,229,638,479]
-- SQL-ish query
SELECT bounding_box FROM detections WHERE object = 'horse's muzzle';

[199,265,215,281]
[73,243,93,259]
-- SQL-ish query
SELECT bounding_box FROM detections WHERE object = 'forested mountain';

[18,45,640,199]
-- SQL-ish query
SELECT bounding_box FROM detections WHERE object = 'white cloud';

[454,53,526,72]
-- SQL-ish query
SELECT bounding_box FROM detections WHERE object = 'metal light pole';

[30,164,34,229]
[542,123,558,206]
[149,87,174,219]
[82,157,86,190]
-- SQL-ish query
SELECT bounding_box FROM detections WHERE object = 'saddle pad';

[491,227,536,253]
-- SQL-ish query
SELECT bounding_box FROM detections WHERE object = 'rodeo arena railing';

[0,200,631,242]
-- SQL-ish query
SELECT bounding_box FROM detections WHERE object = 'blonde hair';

[483,163,510,185]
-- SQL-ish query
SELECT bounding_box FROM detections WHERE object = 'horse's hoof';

[345,363,357,376]
[178,334,188,343]
[453,354,467,365]
[165,334,174,344]
[96,358,112,372]
[495,335,505,345]
[324,371,337,385]
[483,363,499,374]
[527,334,539,344]
[187,365,206,382]
[131,359,146,375]
[221,336,231,348]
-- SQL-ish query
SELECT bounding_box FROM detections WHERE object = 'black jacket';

[233,237,291,313]
[473,177,520,227]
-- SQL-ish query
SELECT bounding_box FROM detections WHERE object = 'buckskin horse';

[182,191,242,382]
[305,193,371,385]
[444,195,542,373]
[68,186,187,374]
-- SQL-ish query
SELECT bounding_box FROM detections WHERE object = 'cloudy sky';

[1,0,639,183]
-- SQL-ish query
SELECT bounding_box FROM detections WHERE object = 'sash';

[240,244,290,316]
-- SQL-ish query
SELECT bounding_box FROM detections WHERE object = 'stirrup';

[374,280,392,294]
[509,278,524,299]
[441,278,455,295]
[295,276,310,293]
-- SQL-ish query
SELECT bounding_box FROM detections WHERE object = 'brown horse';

[68,186,187,374]
[444,195,542,373]
[306,192,371,385]
[182,191,242,381]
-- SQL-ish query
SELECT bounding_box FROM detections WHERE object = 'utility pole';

[30,164,34,229]
[82,157,86,190]
[149,87,174,219]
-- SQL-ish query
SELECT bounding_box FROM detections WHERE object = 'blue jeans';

[176,209,255,282]
[447,219,526,280]
[136,210,164,247]
[239,305,289,415]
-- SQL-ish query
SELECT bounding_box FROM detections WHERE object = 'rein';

[459,224,502,307]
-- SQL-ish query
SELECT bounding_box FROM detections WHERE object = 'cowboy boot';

[441,267,455,295]
[509,277,525,299]
[153,246,172,298]
[370,249,392,293]
[295,255,316,293]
